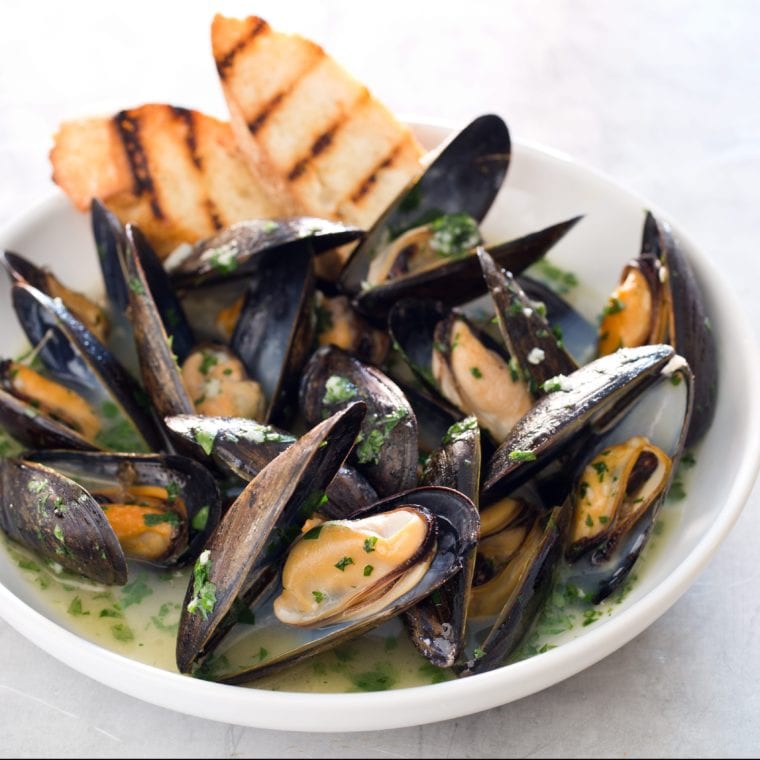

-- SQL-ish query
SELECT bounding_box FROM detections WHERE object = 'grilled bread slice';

[51,104,281,258]
[211,14,424,233]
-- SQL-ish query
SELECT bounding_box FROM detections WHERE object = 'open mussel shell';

[23,450,221,568]
[1,250,110,345]
[163,414,376,519]
[478,249,577,394]
[176,402,366,673]
[0,458,127,585]
[341,114,511,296]
[11,283,162,453]
[300,346,418,497]
[217,486,479,685]
[518,275,598,366]
[562,360,693,602]
[642,212,717,445]
[168,218,364,290]
[388,297,448,393]
[121,227,195,426]
[481,344,679,505]
[91,199,130,315]
[462,502,567,677]
[127,226,196,364]
[0,368,97,452]
[351,217,583,324]
[230,242,315,427]
[403,417,481,667]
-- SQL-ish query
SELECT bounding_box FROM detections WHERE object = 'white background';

[1,0,759,756]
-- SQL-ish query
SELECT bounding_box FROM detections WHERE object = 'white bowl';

[0,124,758,732]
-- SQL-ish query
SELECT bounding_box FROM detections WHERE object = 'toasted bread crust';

[211,14,423,230]
[50,104,280,257]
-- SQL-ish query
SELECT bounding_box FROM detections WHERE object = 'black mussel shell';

[169,218,364,290]
[642,212,717,445]
[176,402,366,673]
[163,414,376,519]
[341,114,511,296]
[300,346,418,497]
[478,249,577,394]
[231,242,316,427]
[12,283,162,453]
[0,458,127,585]
[352,217,582,324]
[218,485,479,685]
[404,416,481,667]
[23,450,221,568]
[482,344,678,505]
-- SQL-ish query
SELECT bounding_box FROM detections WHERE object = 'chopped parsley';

[542,374,569,393]
[428,212,481,258]
[164,481,180,503]
[334,556,355,572]
[199,352,218,375]
[303,525,323,540]
[508,450,537,463]
[208,245,238,274]
[602,297,626,317]
[533,259,579,295]
[187,550,217,620]
[191,506,210,532]
[363,564,374,577]
[121,574,153,608]
[473,647,486,660]
[592,461,609,482]
[364,536,378,553]
[143,512,180,528]
[67,596,89,616]
[111,623,135,642]
[442,416,478,445]
[322,375,358,406]
[312,590,326,604]
[350,663,397,692]
[128,277,146,295]
[470,366,483,379]
[355,408,408,465]
[582,608,603,626]
[193,428,215,456]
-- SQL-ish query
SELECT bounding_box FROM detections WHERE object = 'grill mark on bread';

[287,122,338,181]
[286,89,369,184]
[170,106,225,232]
[171,106,202,169]
[350,141,405,203]
[215,17,268,77]
[246,50,326,136]
[114,110,164,220]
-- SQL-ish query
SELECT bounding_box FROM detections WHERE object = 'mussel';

[597,211,716,444]
[339,114,582,321]
[3,283,162,454]
[0,450,220,584]
[300,346,418,497]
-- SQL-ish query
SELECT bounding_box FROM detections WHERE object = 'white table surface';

[1,1,759,756]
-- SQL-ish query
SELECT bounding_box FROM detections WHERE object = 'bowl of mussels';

[0,117,757,731]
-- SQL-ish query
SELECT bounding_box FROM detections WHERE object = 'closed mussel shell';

[300,345,418,497]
